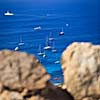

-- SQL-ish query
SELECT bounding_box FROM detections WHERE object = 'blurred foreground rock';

[62,42,100,100]
[0,50,73,100]
[0,50,50,91]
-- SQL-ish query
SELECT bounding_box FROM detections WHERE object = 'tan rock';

[0,50,73,100]
[28,96,45,100]
[61,42,100,100]
[27,82,74,100]
[0,82,73,100]
[0,90,23,100]
[0,50,50,91]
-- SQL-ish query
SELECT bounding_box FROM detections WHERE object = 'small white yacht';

[54,54,60,64]
[44,36,52,50]
[34,26,41,30]
[42,51,46,58]
[59,28,64,35]
[38,45,44,56]
[4,11,14,16]
[44,46,51,50]
[51,42,57,53]
[49,32,55,41]
[18,42,24,46]
[54,60,60,64]
[18,37,24,46]
[14,46,19,51]
[52,49,57,53]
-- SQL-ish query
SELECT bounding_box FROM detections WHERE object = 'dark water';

[0,1,100,84]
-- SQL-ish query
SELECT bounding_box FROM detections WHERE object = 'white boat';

[44,45,52,50]
[14,46,19,51]
[18,37,24,46]
[44,36,52,50]
[59,28,64,35]
[34,26,41,30]
[54,60,60,64]
[18,42,24,46]
[42,51,46,58]
[38,45,44,56]
[49,32,55,41]
[52,49,57,53]
[54,54,60,64]
[51,41,57,53]
[4,11,14,16]
[38,52,43,56]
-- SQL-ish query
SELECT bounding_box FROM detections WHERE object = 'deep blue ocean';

[0,0,100,84]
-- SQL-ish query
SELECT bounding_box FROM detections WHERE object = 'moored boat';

[4,11,14,16]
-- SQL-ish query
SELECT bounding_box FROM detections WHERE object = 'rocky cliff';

[0,42,100,100]
[0,50,73,100]
[62,42,100,100]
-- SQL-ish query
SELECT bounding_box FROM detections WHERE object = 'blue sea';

[0,0,100,84]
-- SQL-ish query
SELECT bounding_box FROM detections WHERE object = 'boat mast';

[45,36,49,46]
[38,44,42,53]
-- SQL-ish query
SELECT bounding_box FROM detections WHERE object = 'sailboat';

[18,37,24,46]
[34,26,42,31]
[42,51,46,58]
[54,54,60,64]
[49,32,55,41]
[59,28,64,35]
[4,11,14,16]
[51,41,57,53]
[37,45,44,56]
[44,36,52,50]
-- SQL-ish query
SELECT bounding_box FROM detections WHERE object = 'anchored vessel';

[4,11,14,16]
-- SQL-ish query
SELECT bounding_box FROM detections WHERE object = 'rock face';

[61,42,100,100]
[0,50,50,91]
[0,50,73,100]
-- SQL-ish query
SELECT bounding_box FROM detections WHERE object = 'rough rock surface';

[0,50,50,91]
[0,50,73,100]
[0,82,74,100]
[0,90,23,100]
[61,42,100,100]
